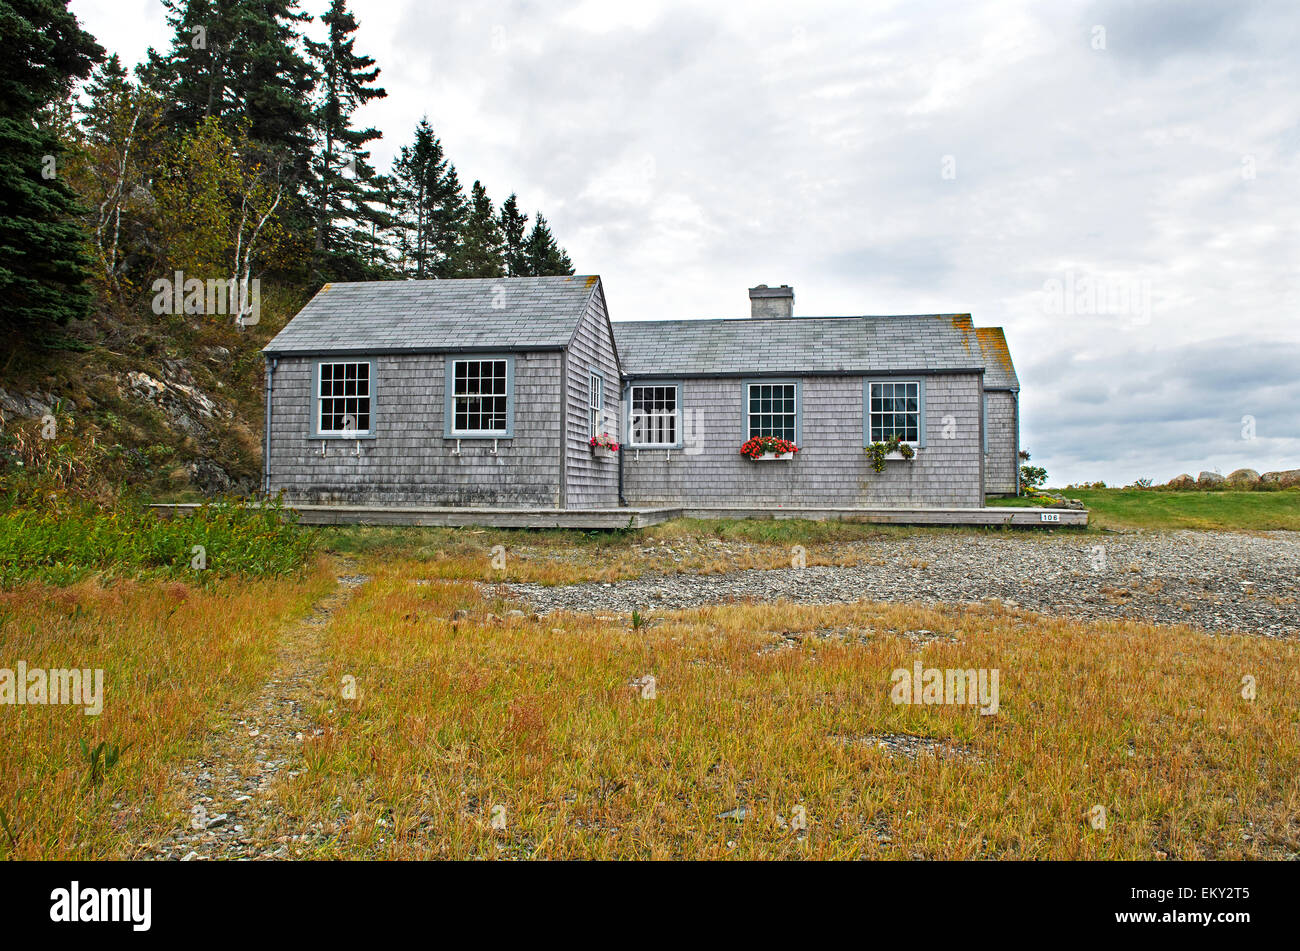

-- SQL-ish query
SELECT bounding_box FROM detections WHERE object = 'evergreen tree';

[498,192,528,277]
[305,0,386,278]
[454,181,504,278]
[73,55,166,284]
[144,0,315,169]
[521,213,574,276]
[235,0,316,169]
[0,0,104,339]
[390,119,465,279]
[78,53,129,141]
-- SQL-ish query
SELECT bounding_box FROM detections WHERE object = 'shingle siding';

[264,277,1018,511]
[984,389,1019,495]
[563,288,622,508]
[622,374,983,508]
[267,352,562,505]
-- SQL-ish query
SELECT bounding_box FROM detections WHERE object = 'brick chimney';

[748,284,794,318]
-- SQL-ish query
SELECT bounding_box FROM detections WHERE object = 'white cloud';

[68,0,1300,485]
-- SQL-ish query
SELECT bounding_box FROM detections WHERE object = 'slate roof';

[613,313,1012,379]
[263,275,602,355]
[266,277,1018,389]
[975,326,1020,390]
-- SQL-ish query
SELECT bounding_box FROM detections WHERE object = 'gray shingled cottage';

[262,277,1020,512]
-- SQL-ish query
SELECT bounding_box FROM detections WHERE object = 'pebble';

[508,531,1300,637]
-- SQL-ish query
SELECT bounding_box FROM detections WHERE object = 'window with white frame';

[317,361,371,434]
[451,358,509,435]
[588,372,604,438]
[628,384,679,447]
[747,382,796,442]
[868,381,920,443]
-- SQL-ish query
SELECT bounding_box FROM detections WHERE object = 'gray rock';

[505,531,1300,638]
[1226,469,1260,484]
[1197,471,1224,485]
[1166,474,1196,489]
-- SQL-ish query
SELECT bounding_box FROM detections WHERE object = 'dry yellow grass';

[0,560,337,859]
[257,555,1300,860]
[4,542,1297,861]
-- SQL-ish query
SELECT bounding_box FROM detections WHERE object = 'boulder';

[1196,471,1224,486]
[1261,469,1300,486]
[1226,468,1260,484]
[1166,474,1195,489]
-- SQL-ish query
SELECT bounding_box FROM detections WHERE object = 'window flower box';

[865,436,916,473]
[740,436,800,461]
[590,433,620,458]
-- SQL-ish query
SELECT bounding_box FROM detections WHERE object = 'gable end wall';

[562,288,622,508]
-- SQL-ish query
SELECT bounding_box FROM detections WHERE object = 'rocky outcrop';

[1197,471,1224,486]
[1226,468,1260,484]
[118,368,226,437]
[1261,469,1300,486]
[0,387,73,421]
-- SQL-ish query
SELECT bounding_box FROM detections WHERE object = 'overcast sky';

[70,0,1299,486]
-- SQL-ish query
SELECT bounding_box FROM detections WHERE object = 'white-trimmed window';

[451,358,509,435]
[747,382,796,441]
[868,380,920,443]
[628,384,679,447]
[588,372,604,438]
[318,361,371,434]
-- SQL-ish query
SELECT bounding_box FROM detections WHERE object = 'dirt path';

[149,567,368,860]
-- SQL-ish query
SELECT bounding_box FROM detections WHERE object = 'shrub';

[1019,451,1048,489]
[0,496,313,588]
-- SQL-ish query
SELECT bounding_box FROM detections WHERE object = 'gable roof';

[263,275,603,356]
[613,313,1010,379]
[974,326,1019,390]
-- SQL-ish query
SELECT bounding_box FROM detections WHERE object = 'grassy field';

[989,487,1300,532]
[2,535,1297,860]
[0,561,337,859]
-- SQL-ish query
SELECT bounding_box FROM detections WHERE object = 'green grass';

[989,487,1300,532]
[0,496,315,588]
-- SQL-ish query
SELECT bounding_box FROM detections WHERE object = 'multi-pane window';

[629,385,679,447]
[869,381,920,443]
[747,383,797,442]
[589,372,604,438]
[451,359,508,434]
[318,362,371,434]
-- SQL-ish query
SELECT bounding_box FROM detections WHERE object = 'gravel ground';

[506,531,1300,638]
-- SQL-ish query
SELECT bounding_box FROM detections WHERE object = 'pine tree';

[454,181,504,278]
[0,0,104,339]
[305,0,386,278]
[72,55,166,284]
[521,213,574,276]
[144,0,315,167]
[498,193,528,277]
[235,0,316,170]
[428,163,467,278]
[78,53,129,142]
[390,119,465,279]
